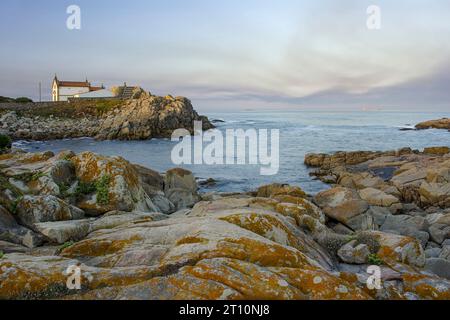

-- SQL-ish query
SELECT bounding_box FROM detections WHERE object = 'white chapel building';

[52,75,104,101]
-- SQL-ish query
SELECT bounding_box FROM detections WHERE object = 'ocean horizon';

[14,110,450,194]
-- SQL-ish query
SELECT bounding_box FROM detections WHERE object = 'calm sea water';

[14,111,450,194]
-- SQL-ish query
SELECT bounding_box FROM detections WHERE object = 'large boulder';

[380,215,430,248]
[72,152,158,216]
[15,195,84,229]
[419,182,450,208]
[256,183,306,198]
[314,187,369,226]
[358,188,401,212]
[0,205,43,248]
[425,258,450,280]
[363,231,426,267]
[164,168,199,210]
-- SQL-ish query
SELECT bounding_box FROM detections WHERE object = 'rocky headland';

[0,89,213,141]
[0,144,450,300]
[415,118,450,131]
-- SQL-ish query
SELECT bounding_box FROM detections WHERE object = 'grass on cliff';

[8,99,123,119]
[0,96,33,103]
[0,251,4,259]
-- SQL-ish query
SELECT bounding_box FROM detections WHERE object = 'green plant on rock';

[57,182,71,198]
[0,134,12,151]
[74,175,111,205]
[75,180,97,195]
[31,171,47,181]
[61,154,74,162]
[0,251,4,259]
[10,196,24,214]
[12,171,47,183]
[368,254,384,266]
[94,100,122,115]
[60,241,74,251]
[95,175,111,205]
[15,97,33,103]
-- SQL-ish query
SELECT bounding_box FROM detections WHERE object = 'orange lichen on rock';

[256,183,307,199]
[402,274,450,300]
[219,212,304,251]
[61,235,143,258]
[270,267,371,300]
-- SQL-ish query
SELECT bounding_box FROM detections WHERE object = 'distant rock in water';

[0,89,214,141]
[416,118,450,131]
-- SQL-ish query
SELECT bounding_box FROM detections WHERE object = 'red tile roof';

[57,81,90,88]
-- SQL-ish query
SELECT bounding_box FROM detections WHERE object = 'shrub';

[368,254,384,266]
[60,241,74,251]
[0,134,12,150]
[10,196,24,214]
[74,175,111,205]
[15,97,33,103]
[94,100,122,115]
[75,181,97,195]
[95,175,111,205]
[0,96,15,103]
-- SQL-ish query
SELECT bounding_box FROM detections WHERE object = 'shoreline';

[1,144,449,299]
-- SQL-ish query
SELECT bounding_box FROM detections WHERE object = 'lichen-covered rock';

[415,118,450,130]
[71,152,158,215]
[0,205,43,248]
[256,183,307,198]
[358,188,401,210]
[314,187,369,225]
[0,253,161,300]
[337,240,370,264]
[95,94,214,140]
[365,231,426,267]
[33,211,168,244]
[164,168,199,210]
[16,195,85,229]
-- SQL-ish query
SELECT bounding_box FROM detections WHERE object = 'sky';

[0,0,449,111]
